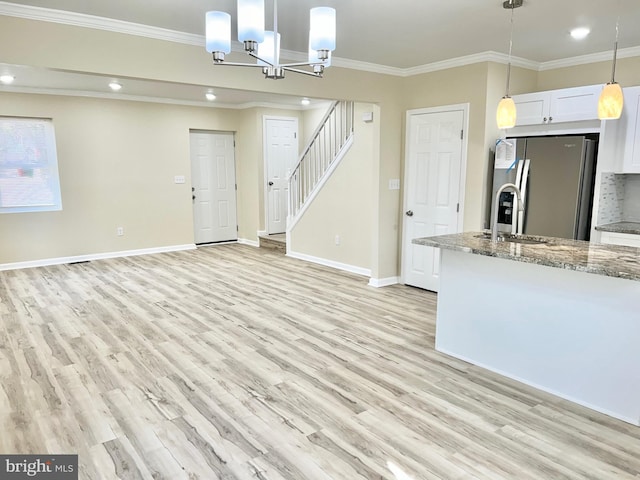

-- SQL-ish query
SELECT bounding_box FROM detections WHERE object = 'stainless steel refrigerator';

[490,135,598,240]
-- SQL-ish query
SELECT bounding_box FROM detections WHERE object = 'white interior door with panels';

[264,116,299,234]
[190,131,238,244]
[401,106,467,292]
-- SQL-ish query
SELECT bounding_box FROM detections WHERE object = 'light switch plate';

[174,175,186,184]
[362,111,374,123]
[388,179,400,190]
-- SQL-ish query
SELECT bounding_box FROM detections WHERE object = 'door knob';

[268,181,274,186]
[405,210,414,217]
[192,195,196,200]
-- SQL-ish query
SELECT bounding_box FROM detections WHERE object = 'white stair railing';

[288,101,354,222]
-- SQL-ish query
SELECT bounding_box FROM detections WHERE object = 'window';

[0,117,62,213]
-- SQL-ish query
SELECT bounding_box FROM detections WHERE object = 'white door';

[264,117,298,234]
[190,131,237,244]
[402,107,466,292]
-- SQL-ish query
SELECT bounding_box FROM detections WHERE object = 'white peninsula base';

[436,249,640,425]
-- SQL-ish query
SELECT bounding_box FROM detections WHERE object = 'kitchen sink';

[475,232,549,245]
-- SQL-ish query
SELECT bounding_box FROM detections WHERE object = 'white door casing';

[401,105,468,292]
[264,116,299,234]
[190,131,238,244]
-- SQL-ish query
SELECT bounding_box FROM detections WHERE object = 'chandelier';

[205,0,336,80]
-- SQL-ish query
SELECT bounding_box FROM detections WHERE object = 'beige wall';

[0,92,244,264]
[400,63,489,232]
[289,103,377,270]
[0,14,404,278]
[301,104,333,148]
[1,14,639,278]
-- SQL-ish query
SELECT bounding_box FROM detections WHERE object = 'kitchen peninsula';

[413,232,640,425]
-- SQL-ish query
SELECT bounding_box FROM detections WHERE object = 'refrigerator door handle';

[518,159,531,234]
[512,159,524,234]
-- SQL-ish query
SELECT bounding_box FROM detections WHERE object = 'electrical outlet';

[116,227,124,236]
[335,235,340,245]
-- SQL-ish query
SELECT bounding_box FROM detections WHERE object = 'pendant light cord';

[505,0,515,96]
[611,13,620,83]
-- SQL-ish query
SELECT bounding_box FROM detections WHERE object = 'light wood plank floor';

[1,244,639,479]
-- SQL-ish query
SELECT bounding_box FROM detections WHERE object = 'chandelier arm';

[280,61,323,68]
[282,66,322,77]
[212,61,270,68]
[248,51,274,67]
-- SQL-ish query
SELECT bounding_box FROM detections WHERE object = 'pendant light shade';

[598,13,624,120]
[497,96,517,129]
[309,7,336,52]
[237,0,265,44]
[257,31,280,66]
[598,82,624,120]
[205,11,231,55]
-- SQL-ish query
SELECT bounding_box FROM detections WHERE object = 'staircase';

[287,101,355,229]
[258,233,286,252]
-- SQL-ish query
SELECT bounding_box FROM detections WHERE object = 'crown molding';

[0,84,309,110]
[538,45,640,71]
[0,1,204,46]
[402,51,539,77]
[1,2,639,78]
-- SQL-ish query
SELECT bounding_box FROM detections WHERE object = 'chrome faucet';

[491,183,524,243]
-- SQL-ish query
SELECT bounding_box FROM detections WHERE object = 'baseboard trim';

[368,276,399,288]
[0,244,196,272]
[286,250,371,277]
[238,238,260,247]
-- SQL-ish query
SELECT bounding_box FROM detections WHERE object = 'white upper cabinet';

[512,91,550,126]
[513,85,602,126]
[616,86,640,173]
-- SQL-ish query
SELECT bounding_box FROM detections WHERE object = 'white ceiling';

[1,0,639,106]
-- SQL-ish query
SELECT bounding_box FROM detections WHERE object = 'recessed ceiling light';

[301,98,311,106]
[0,75,15,84]
[205,92,216,101]
[570,27,590,40]
[108,81,122,91]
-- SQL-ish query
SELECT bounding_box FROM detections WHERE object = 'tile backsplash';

[598,172,640,225]
[597,172,625,225]
[623,175,640,222]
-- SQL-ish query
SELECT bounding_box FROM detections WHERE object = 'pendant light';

[496,0,522,130]
[598,14,624,120]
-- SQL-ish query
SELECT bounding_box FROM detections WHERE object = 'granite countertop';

[595,221,640,235]
[413,232,640,282]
